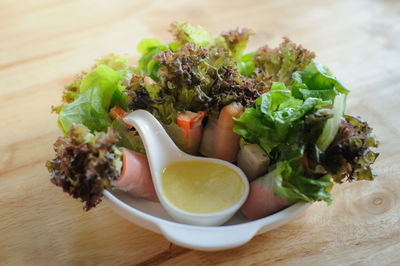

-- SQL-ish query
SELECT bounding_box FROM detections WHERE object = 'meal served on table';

[46,22,379,221]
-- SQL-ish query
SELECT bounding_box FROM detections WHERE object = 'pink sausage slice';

[241,182,290,220]
[117,148,158,202]
[213,102,244,162]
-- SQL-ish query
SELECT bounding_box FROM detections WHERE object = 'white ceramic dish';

[104,190,310,251]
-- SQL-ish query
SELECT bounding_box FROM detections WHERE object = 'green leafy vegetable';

[170,21,213,47]
[316,93,346,151]
[292,62,349,98]
[79,65,124,108]
[137,38,167,81]
[253,37,315,87]
[126,44,261,122]
[58,88,112,134]
[158,44,261,116]
[46,124,122,211]
[219,27,254,61]
[111,118,146,154]
[258,161,333,203]
[55,54,131,134]
[234,61,379,204]
[51,74,84,114]
[132,22,257,118]
[124,74,177,124]
[58,65,125,134]
[322,115,379,182]
[233,81,340,203]
[291,62,350,151]
[234,82,327,157]
[238,51,256,77]
[95,53,132,81]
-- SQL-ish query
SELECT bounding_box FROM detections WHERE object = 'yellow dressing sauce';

[161,161,245,214]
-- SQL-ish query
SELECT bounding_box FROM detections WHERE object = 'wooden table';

[1,0,399,264]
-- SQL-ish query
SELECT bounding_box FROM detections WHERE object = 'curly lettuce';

[253,37,315,87]
[46,124,122,211]
[322,115,379,182]
[127,22,258,122]
[170,21,213,47]
[127,44,261,122]
[219,27,254,61]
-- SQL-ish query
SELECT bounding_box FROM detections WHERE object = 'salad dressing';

[161,161,245,214]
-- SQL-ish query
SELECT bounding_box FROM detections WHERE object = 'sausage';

[116,148,158,201]
[213,102,244,162]
[240,181,290,220]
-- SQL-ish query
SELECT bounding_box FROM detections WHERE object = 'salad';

[46,22,379,220]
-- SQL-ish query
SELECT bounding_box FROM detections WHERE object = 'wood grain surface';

[1,0,400,265]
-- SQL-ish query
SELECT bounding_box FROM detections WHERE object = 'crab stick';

[116,148,158,202]
[109,106,132,129]
[176,110,206,155]
[213,102,244,162]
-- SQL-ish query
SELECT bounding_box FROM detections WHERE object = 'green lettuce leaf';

[292,62,349,98]
[53,54,131,115]
[79,65,124,108]
[291,62,350,151]
[238,51,256,77]
[234,82,327,156]
[316,93,346,151]
[257,161,333,203]
[137,38,167,81]
[59,65,125,134]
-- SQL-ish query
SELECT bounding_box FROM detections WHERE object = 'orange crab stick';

[110,106,132,129]
[116,148,158,202]
[213,102,244,162]
[176,110,206,154]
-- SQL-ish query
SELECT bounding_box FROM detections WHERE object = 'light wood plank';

[1,0,399,264]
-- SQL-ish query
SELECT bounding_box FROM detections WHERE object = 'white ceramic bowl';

[104,190,309,251]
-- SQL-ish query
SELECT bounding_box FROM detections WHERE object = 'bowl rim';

[104,189,310,250]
